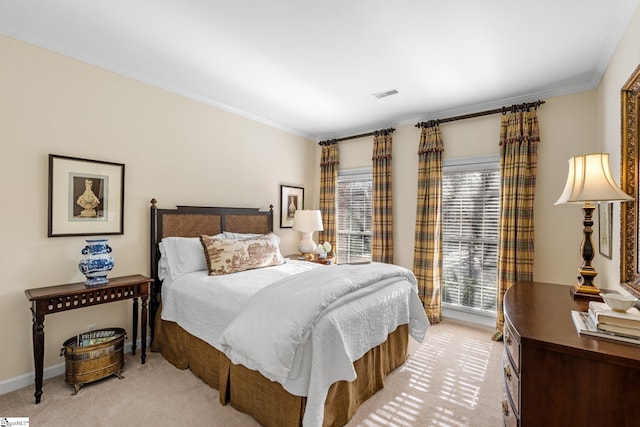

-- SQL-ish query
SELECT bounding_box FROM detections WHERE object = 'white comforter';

[161,260,429,427]
[161,260,319,347]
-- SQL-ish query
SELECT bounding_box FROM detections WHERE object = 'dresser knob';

[504,365,512,381]
[505,332,512,346]
[502,400,510,416]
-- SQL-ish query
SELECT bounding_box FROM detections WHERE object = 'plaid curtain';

[318,142,339,255]
[413,125,444,323]
[494,110,539,340]
[372,131,393,263]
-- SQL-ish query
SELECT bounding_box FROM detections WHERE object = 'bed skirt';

[151,309,409,427]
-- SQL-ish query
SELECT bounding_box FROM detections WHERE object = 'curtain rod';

[318,99,545,144]
[318,127,395,146]
[415,99,545,129]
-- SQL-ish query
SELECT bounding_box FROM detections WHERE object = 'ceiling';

[1,1,638,141]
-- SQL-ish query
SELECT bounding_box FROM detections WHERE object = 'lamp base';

[570,203,603,302]
[297,231,317,261]
[570,283,604,302]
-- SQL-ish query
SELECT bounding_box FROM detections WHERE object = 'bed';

[148,199,429,427]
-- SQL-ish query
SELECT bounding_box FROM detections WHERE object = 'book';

[588,301,640,328]
[571,310,640,345]
[76,329,118,347]
[596,321,640,338]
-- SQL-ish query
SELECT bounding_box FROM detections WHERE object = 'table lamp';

[555,153,633,299]
[293,210,324,260]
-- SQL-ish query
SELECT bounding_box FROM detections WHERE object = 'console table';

[25,274,152,404]
[503,281,640,426]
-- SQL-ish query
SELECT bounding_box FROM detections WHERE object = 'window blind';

[442,159,499,314]
[336,170,372,263]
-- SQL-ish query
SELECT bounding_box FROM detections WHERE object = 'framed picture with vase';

[279,185,304,228]
[48,154,125,237]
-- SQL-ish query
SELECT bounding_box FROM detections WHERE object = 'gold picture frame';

[621,64,640,296]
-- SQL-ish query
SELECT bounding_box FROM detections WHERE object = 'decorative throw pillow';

[200,233,284,276]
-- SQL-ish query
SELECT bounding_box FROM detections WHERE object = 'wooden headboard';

[149,198,274,335]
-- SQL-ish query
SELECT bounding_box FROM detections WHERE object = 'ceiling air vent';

[372,89,398,99]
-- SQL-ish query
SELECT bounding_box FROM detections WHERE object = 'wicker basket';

[60,327,126,394]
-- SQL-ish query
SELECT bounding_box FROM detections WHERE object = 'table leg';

[131,296,138,355]
[31,310,44,404]
[141,295,147,364]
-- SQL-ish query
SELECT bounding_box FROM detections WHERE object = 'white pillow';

[158,241,170,281]
[161,235,224,280]
[223,231,281,245]
[222,231,262,240]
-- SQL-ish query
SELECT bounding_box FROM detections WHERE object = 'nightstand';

[286,254,335,265]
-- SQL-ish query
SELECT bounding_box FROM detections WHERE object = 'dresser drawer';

[502,352,520,416]
[502,392,518,427]
[504,320,520,372]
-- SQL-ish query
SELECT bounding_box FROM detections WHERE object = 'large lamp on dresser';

[555,153,633,299]
[293,209,324,260]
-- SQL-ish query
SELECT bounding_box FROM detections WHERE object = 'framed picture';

[48,154,125,237]
[598,203,612,259]
[280,185,304,228]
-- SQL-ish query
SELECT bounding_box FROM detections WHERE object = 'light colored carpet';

[1,318,503,426]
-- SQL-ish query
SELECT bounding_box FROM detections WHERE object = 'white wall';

[0,34,315,382]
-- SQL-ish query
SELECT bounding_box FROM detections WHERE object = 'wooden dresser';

[502,281,640,427]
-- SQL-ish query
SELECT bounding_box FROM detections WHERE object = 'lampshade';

[555,153,632,205]
[293,210,324,232]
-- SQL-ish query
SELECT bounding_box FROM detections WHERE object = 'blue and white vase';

[79,238,114,286]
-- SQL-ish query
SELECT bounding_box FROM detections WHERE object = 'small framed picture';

[280,185,304,228]
[48,154,125,237]
[598,203,612,259]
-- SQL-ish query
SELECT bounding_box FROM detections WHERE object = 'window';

[336,169,372,263]
[441,156,499,316]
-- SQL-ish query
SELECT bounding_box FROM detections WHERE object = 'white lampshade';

[555,153,633,205]
[293,210,324,232]
[293,210,324,256]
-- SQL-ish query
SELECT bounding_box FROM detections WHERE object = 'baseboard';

[0,337,151,396]
[442,307,495,328]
